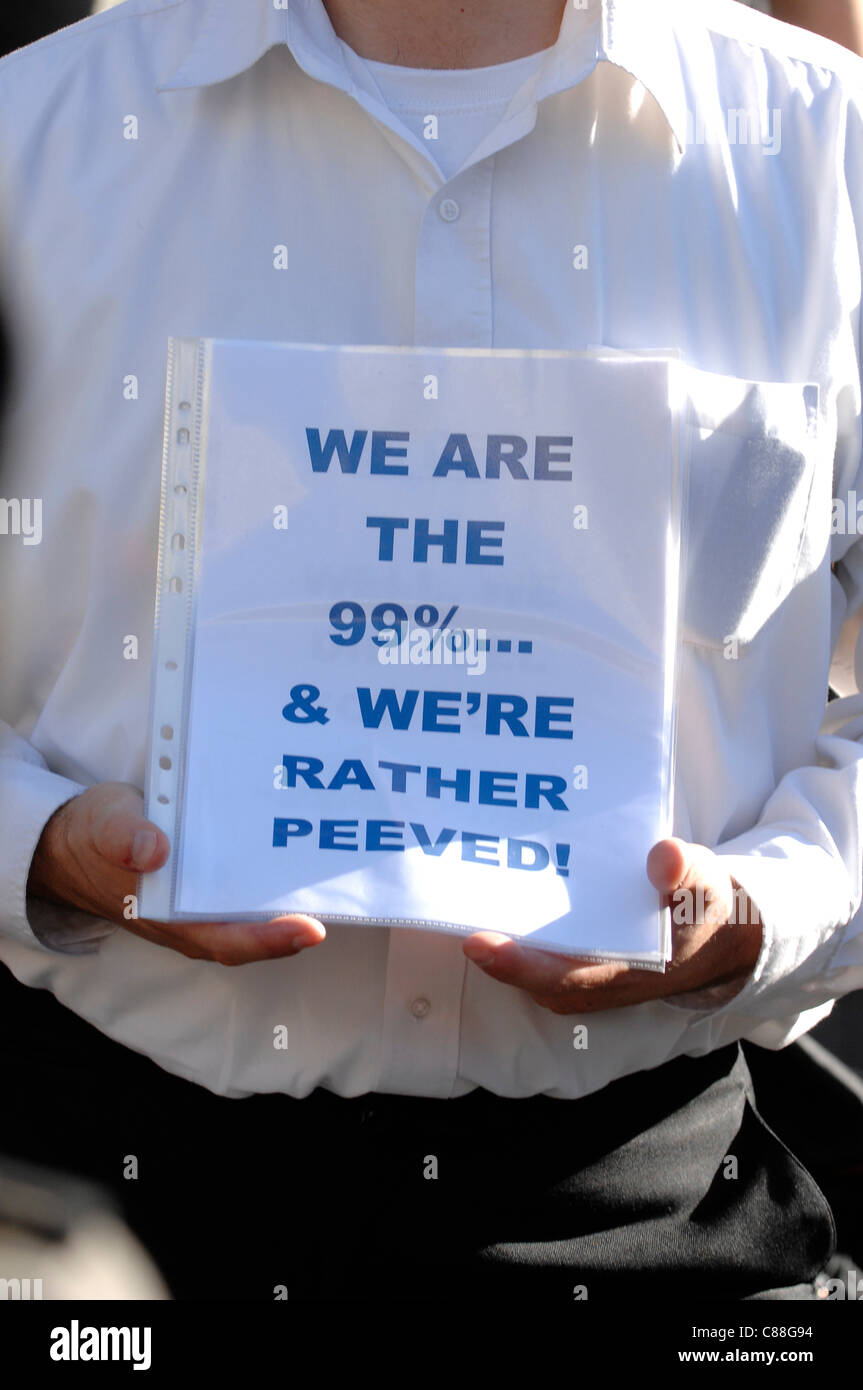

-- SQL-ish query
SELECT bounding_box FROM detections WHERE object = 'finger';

[147,914,327,966]
[528,978,662,1014]
[463,932,628,994]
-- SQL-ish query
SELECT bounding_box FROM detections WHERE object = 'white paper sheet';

[140,340,682,961]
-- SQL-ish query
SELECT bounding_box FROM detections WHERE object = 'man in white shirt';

[2,0,863,1300]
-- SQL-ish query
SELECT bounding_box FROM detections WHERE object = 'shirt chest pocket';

[679,369,822,651]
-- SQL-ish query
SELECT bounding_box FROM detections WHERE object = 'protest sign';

[140,340,682,960]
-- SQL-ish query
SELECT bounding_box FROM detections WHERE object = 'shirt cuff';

[0,756,117,954]
[662,834,851,1021]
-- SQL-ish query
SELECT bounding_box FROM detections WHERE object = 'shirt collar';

[157,0,691,153]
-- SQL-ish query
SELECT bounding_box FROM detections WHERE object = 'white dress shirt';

[2,0,863,1100]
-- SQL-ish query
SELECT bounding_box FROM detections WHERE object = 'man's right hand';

[27,782,326,964]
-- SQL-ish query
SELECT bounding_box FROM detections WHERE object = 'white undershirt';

[341,41,551,180]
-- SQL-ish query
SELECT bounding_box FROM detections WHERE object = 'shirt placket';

[376,927,467,1096]
[372,142,501,1094]
[413,161,495,348]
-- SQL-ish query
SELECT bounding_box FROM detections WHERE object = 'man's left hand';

[462,838,762,1013]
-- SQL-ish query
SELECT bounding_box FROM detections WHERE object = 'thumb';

[127,822,171,873]
[88,787,171,872]
[646,837,732,924]
[646,836,690,895]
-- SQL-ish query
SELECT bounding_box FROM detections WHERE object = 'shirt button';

[410,996,431,1019]
[438,197,460,222]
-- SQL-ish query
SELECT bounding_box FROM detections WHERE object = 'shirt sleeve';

[662,663,863,1024]
[0,106,117,958]
[666,86,863,1030]
[705,697,863,1022]
[0,723,118,954]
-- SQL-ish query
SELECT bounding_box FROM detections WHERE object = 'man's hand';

[27,782,326,965]
[462,838,762,1013]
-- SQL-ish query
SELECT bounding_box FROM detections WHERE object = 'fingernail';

[290,931,321,951]
[132,829,157,868]
[464,943,495,966]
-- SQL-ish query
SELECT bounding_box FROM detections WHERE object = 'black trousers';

[0,962,835,1301]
